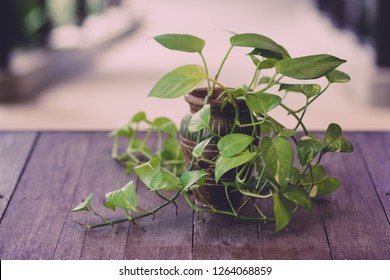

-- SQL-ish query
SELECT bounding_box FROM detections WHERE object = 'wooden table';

[0,131,389,260]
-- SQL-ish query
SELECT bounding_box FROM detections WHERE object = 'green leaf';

[261,117,284,134]
[310,177,340,197]
[230,88,247,98]
[258,59,277,69]
[249,55,276,69]
[128,138,153,155]
[180,170,209,191]
[282,185,312,211]
[215,151,256,182]
[134,157,161,188]
[324,123,342,146]
[150,169,182,191]
[324,123,354,153]
[188,104,210,132]
[297,135,324,165]
[326,69,351,83]
[273,192,292,233]
[152,117,177,137]
[325,137,354,153]
[131,112,146,123]
[217,133,254,158]
[148,64,206,98]
[192,137,212,158]
[290,167,304,185]
[105,181,137,211]
[279,83,321,98]
[245,92,281,114]
[231,33,290,59]
[161,137,183,161]
[303,165,327,184]
[108,124,134,138]
[261,136,294,188]
[154,33,205,53]
[72,193,94,212]
[279,128,298,137]
[103,200,116,211]
[275,54,346,80]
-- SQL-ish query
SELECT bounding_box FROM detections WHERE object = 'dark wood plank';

[319,132,390,259]
[55,132,133,260]
[258,203,331,259]
[0,132,37,219]
[0,132,96,259]
[193,204,261,260]
[354,132,390,222]
[124,135,193,260]
[124,187,193,260]
[193,199,330,260]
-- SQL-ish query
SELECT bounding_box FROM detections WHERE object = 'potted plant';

[72,32,353,233]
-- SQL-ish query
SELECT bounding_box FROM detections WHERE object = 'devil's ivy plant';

[72,33,353,233]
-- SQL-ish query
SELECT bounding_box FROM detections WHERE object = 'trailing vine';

[72,33,353,233]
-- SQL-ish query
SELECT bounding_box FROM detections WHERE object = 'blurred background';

[0,0,389,130]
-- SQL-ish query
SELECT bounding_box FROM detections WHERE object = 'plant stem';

[279,103,308,135]
[212,45,234,90]
[294,82,331,113]
[199,52,210,90]
[292,97,309,131]
[87,191,181,229]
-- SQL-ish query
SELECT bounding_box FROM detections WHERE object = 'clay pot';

[179,87,253,209]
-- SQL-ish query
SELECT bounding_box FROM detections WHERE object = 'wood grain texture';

[55,132,133,260]
[354,132,390,223]
[124,188,193,260]
[0,131,389,260]
[0,132,97,259]
[124,133,193,260]
[258,203,331,260]
[319,133,390,259]
[0,132,37,219]
[192,204,261,260]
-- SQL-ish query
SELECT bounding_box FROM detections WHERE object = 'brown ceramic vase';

[179,87,254,209]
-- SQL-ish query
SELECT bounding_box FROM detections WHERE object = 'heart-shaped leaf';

[324,123,354,153]
[134,157,161,188]
[188,104,210,132]
[231,33,290,59]
[303,165,327,184]
[282,185,312,211]
[309,177,340,197]
[104,181,137,211]
[180,170,209,191]
[150,170,182,191]
[217,133,254,158]
[131,112,146,123]
[326,70,351,83]
[161,137,183,161]
[297,135,324,165]
[275,54,346,80]
[245,92,281,114]
[72,193,94,212]
[279,83,321,98]
[273,192,292,233]
[148,64,206,98]
[152,117,177,137]
[215,151,256,182]
[192,137,212,158]
[261,136,294,188]
[154,34,205,53]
